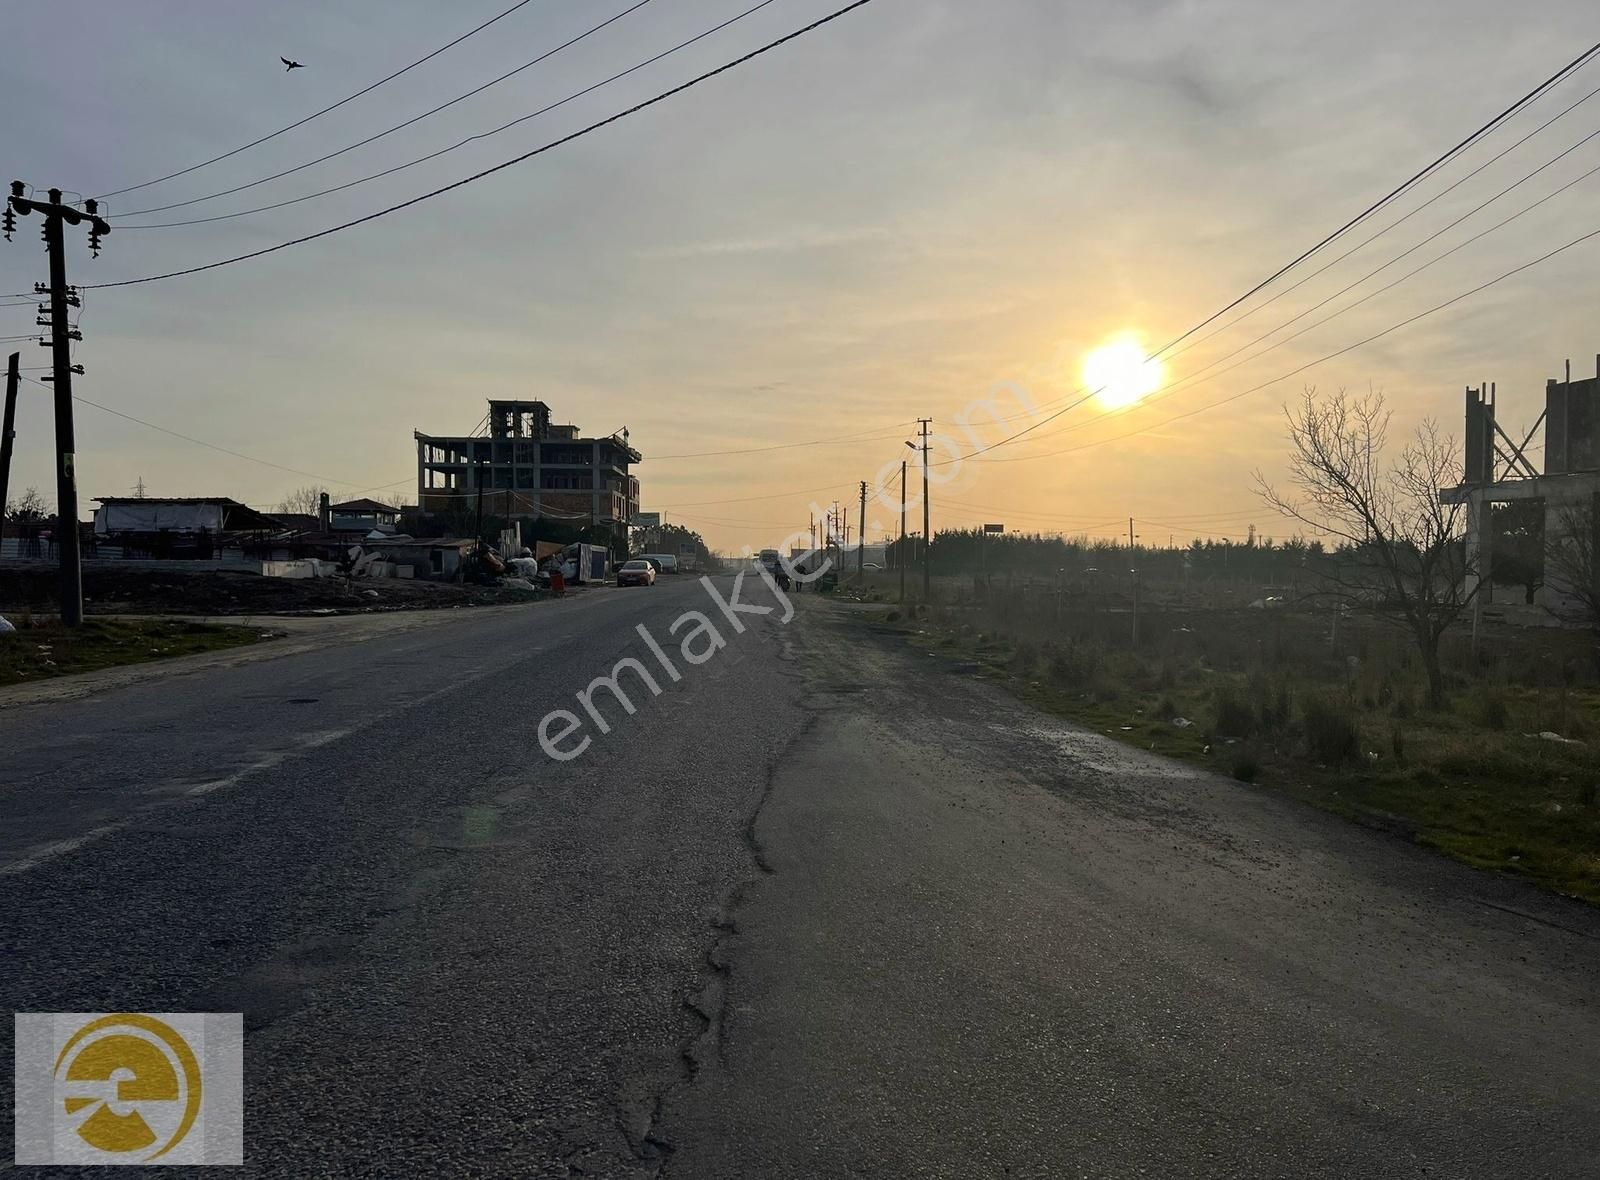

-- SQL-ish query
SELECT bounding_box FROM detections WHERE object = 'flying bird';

[281,56,305,71]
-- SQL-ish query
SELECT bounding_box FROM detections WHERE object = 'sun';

[1082,335,1163,410]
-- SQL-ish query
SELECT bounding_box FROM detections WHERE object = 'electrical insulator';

[87,225,102,257]
[2,204,13,241]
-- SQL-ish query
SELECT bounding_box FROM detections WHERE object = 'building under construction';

[414,400,641,542]
[1441,355,1600,620]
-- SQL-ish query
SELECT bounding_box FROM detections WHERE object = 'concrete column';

[1465,489,1491,603]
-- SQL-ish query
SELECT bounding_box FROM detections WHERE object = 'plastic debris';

[1535,731,1584,745]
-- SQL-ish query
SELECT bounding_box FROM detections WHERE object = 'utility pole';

[858,480,866,578]
[0,353,18,542]
[899,458,907,605]
[1128,517,1139,650]
[5,183,108,627]
[917,418,932,600]
[473,458,486,562]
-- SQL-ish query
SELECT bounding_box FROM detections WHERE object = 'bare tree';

[275,484,329,518]
[4,486,48,523]
[1256,387,1474,708]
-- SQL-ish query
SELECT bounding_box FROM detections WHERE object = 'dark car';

[618,559,657,587]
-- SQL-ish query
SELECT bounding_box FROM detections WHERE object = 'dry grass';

[857,578,1600,905]
[0,615,266,685]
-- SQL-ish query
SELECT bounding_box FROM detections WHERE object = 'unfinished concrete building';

[414,400,641,542]
[1440,357,1600,621]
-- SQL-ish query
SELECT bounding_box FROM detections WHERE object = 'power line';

[659,478,859,509]
[921,40,1600,468]
[1041,144,1600,449]
[118,0,782,232]
[1161,76,1600,370]
[94,0,544,201]
[1145,38,1600,362]
[996,120,1600,458]
[973,221,1600,465]
[649,421,916,459]
[66,0,879,292]
[116,0,662,219]
[19,373,359,486]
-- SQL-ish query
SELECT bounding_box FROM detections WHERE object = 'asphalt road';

[3,580,1598,1177]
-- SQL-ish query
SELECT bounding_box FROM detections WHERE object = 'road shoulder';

[663,596,1600,1178]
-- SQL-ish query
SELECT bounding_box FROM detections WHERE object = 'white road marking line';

[0,824,128,877]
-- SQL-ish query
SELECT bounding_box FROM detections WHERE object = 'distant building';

[414,399,640,542]
[91,496,281,560]
[329,497,400,537]
[1441,357,1600,620]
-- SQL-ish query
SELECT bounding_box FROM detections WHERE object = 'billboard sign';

[983,523,1004,534]
[634,512,662,529]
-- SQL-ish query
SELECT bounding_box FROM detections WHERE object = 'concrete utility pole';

[4,183,108,627]
[858,480,866,578]
[899,458,907,605]
[1,353,18,538]
[916,418,932,600]
[1129,517,1139,649]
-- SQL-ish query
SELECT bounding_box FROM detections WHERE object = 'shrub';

[1258,682,1292,733]
[885,610,901,623]
[1010,640,1038,674]
[1047,641,1100,688]
[1153,695,1178,722]
[1390,725,1407,767]
[1232,751,1260,783]
[1304,697,1361,766]
[1479,691,1509,732]
[1213,688,1255,739]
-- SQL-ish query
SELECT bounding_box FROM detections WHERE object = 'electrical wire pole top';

[4,182,109,628]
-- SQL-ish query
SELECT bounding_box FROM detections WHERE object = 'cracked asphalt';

[3,583,1598,1176]
[2,576,805,1176]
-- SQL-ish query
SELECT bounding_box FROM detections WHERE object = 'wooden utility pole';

[4,184,108,627]
[858,480,866,578]
[899,459,907,604]
[0,353,17,540]
[917,418,932,600]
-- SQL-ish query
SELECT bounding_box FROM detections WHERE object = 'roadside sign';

[635,512,661,528]
[983,523,1004,533]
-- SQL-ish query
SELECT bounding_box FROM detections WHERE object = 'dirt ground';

[0,565,544,618]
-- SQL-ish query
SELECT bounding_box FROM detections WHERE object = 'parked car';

[640,556,664,572]
[618,559,657,587]
[639,552,680,574]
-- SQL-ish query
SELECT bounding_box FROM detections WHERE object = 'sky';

[4,0,1599,552]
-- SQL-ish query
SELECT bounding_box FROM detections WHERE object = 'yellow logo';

[52,1013,204,1161]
